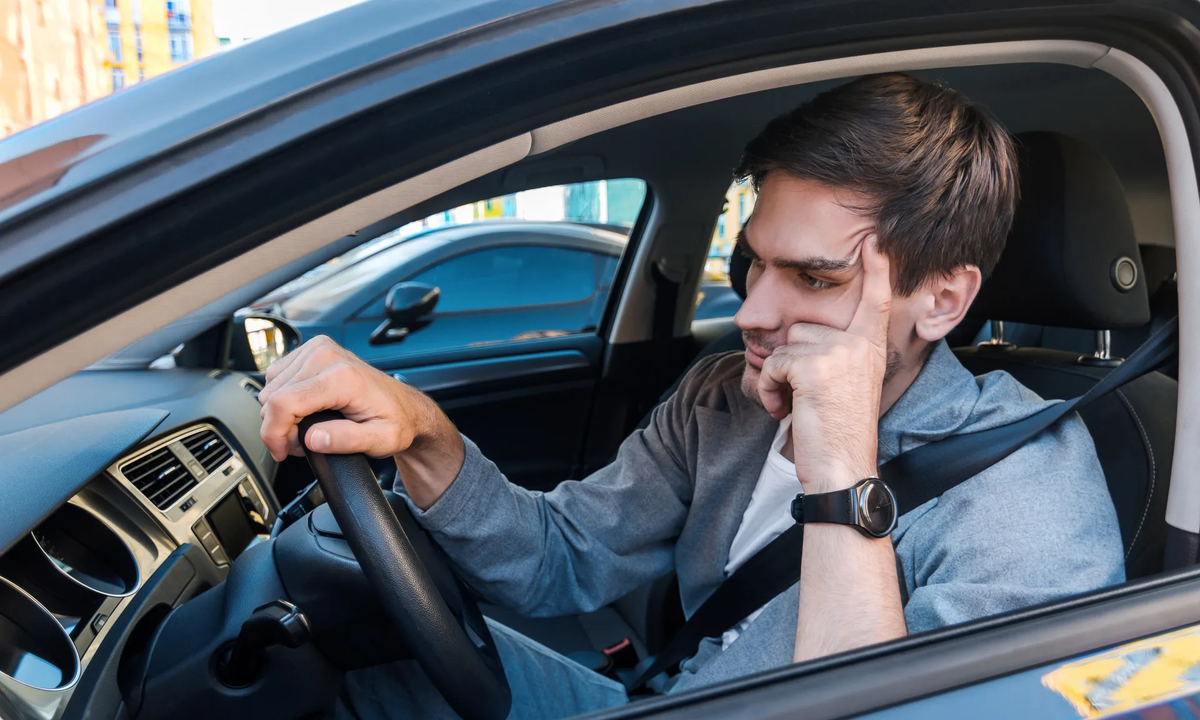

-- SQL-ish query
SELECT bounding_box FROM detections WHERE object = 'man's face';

[735,174,924,406]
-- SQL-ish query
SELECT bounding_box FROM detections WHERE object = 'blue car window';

[596,253,620,289]
[412,246,597,313]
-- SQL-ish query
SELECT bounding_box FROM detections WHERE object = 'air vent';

[181,429,233,474]
[240,377,262,399]
[121,447,198,510]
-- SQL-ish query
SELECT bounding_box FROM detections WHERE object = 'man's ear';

[914,265,983,343]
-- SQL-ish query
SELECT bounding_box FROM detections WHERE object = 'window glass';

[413,246,597,314]
[261,180,647,354]
[697,180,755,321]
[107,28,122,60]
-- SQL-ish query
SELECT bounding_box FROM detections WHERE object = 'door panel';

[377,333,605,491]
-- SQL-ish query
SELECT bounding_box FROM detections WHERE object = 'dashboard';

[0,368,282,720]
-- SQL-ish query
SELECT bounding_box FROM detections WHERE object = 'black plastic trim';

[61,544,221,720]
[1165,524,1200,570]
[397,350,593,393]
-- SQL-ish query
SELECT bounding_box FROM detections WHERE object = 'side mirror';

[231,313,301,372]
[369,282,440,345]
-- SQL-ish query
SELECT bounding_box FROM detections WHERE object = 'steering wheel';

[298,410,511,720]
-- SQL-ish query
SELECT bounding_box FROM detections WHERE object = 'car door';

[342,241,618,490]
[348,243,608,361]
[302,189,640,490]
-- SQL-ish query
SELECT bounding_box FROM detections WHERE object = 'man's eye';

[801,274,836,291]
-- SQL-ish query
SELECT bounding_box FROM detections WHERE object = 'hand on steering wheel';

[298,410,511,720]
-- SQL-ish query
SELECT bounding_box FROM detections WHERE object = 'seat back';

[959,132,1176,578]
[955,347,1175,578]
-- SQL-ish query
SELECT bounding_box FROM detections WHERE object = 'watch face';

[857,479,897,537]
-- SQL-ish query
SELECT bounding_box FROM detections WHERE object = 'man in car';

[258,73,1123,718]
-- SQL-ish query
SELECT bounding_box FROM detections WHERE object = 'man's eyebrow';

[775,255,856,273]
[738,229,859,274]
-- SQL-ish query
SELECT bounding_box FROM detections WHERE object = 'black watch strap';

[792,489,854,526]
[791,477,898,538]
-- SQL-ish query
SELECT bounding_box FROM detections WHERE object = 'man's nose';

[734,273,783,334]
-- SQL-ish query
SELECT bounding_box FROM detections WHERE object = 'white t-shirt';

[721,415,800,650]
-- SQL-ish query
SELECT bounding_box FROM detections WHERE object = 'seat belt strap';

[881,318,1179,511]
[626,318,1178,692]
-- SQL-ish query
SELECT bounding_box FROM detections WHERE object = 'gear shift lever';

[216,600,312,687]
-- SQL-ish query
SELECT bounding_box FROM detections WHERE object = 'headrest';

[729,243,750,300]
[969,132,1149,329]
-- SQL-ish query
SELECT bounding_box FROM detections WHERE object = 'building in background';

[706,180,755,282]
[0,0,110,136]
[0,0,218,139]
[105,0,218,93]
[403,179,648,236]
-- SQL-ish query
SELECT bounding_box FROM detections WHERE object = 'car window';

[266,179,645,322]
[413,246,599,313]
[697,180,755,320]
[270,179,647,357]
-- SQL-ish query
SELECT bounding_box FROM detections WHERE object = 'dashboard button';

[92,614,108,633]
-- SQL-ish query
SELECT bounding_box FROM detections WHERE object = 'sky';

[212,0,370,42]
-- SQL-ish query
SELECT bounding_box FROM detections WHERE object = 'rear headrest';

[729,243,750,300]
[969,132,1150,330]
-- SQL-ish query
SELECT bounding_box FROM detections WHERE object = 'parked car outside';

[250,217,743,360]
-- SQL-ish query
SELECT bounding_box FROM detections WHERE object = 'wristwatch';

[790,477,898,539]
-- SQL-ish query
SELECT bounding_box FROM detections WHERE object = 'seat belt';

[626,317,1179,692]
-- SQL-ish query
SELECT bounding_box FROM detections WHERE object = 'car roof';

[276,219,628,323]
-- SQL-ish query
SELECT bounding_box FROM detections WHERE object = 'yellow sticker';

[1042,624,1200,718]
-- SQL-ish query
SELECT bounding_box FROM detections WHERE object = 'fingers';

[260,370,358,461]
[757,353,795,420]
[259,336,340,408]
[786,322,839,346]
[845,235,892,346]
[304,418,414,458]
[263,335,316,385]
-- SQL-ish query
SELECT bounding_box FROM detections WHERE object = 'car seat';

[957,131,1176,579]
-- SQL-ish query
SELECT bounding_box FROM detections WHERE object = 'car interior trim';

[0,408,169,557]
[395,349,593,394]
[0,574,81,720]
[105,423,274,549]
[0,484,177,720]
[528,40,1112,156]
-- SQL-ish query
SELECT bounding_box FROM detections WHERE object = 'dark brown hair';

[735,72,1018,295]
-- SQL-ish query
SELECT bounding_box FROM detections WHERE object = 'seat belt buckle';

[603,637,639,670]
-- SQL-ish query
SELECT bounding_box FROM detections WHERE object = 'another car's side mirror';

[369,282,440,345]
[231,313,302,373]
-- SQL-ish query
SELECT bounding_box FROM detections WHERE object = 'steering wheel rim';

[298,410,511,720]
